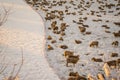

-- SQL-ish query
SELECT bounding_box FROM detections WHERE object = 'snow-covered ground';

[26,0,120,80]
[0,0,60,80]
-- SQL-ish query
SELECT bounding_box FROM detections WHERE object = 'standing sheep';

[66,55,79,67]
[112,41,119,47]
[89,41,99,47]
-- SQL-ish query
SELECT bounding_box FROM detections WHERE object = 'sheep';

[101,25,110,29]
[113,32,120,37]
[91,57,103,62]
[53,26,58,31]
[58,11,64,15]
[111,53,118,57]
[68,75,87,80]
[45,16,51,20]
[51,40,56,44]
[83,24,89,28]
[60,23,68,31]
[79,26,86,33]
[47,45,54,50]
[89,41,99,47]
[61,31,66,36]
[45,13,56,20]
[59,16,64,21]
[68,72,87,80]
[47,35,52,40]
[106,59,120,69]
[60,45,68,49]
[75,40,82,44]
[106,60,116,68]
[105,30,111,33]
[69,72,79,76]
[66,55,79,67]
[51,21,58,31]
[85,31,91,35]
[73,20,76,23]
[114,22,120,26]
[51,21,57,27]
[63,51,74,58]
[59,37,63,41]
[112,41,119,47]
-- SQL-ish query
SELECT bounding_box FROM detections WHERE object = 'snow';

[0,0,60,80]
[28,0,120,80]
[0,0,120,80]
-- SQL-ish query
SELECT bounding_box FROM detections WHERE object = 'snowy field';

[25,0,120,80]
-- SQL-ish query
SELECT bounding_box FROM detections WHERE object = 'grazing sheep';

[112,41,119,47]
[66,55,79,67]
[45,16,51,20]
[51,40,56,44]
[114,22,120,26]
[68,72,87,80]
[47,45,54,50]
[113,32,120,37]
[53,30,60,34]
[75,40,82,44]
[73,20,76,23]
[69,72,79,76]
[59,37,64,41]
[90,41,99,47]
[51,21,58,31]
[53,26,58,30]
[106,58,120,69]
[59,16,64,20]
[47,35,52,40]
[45,13,56,20]
[91,57,103,62]
[105,30,111,33]
[85,31,91,35]
[60,45,68,49]
[61,32,66,36]
[63,51,74,58]
[83,24,89,28]
[83,17,87,20]
[106,60,116,68]
[51,21,57,27]
[101,25,110,29]
[111,53,118,57]
[58,11,64,15]
[65,9,68,12]
[60,23,68,31]
[79,26,86,33]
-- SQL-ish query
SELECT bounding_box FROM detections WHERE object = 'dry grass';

[0,5,11,27]
[0,47,24,80]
